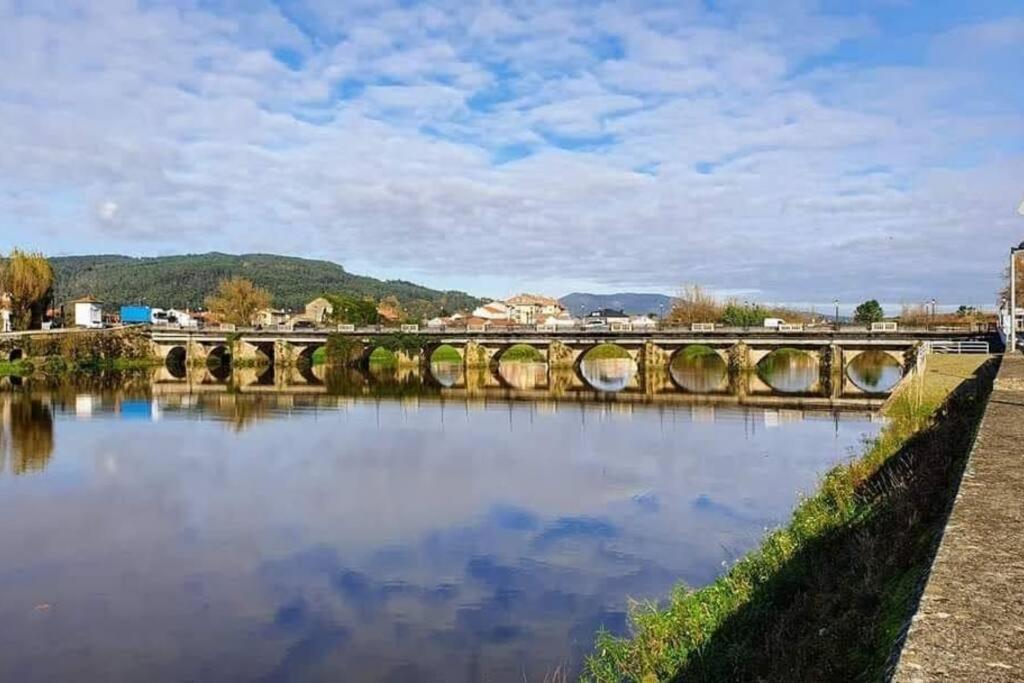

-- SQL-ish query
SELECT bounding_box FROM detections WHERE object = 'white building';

[71,297,103,328]
[506,294,565,325]
[0,293,11,332]
[471,301,512,320]
[255,308,289,327]
[540,311,576,328]
[630,315,658,329]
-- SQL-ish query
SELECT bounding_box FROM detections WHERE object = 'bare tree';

[204,277,272,326]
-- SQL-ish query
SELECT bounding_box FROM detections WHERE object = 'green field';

[583,343,631,361]
[500,344,544,362]
[430,345,462,363]
[368,347,398,367]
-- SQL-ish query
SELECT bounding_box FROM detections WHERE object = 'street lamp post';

[833,299,839,332]
[1011,244,1022,353]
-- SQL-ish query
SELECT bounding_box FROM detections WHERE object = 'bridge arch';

[296,343,325,368]
[668,344,729,393]
[165,346,187,379]
[428,344,463,365]
[364,346,399,368]
[577,343,638,393]
[253,341,275,364]
[845,349,903,394]
[206,345,231,367]
[576,343,633,369]
[756,348,818,394]
[493,343,544,365]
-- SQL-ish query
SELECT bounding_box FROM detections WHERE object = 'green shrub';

[500,344,543,362]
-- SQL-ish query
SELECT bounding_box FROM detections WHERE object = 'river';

[0,354,895,681]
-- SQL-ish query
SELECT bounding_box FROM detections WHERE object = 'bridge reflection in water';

[153,349,905,412]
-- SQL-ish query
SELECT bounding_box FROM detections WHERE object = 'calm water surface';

[0,368,885,682]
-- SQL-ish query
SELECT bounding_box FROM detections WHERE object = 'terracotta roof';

[506,294,561,307]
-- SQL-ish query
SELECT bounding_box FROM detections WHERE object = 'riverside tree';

[205,277,271,326]
[0,249,55,330]
[325,293,378,326]
[853,299,884,324]
[668,284,722,324]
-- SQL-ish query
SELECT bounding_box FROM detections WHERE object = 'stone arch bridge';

[147,328,977,378]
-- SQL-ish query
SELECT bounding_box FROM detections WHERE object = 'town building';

[303,297,334,326]
[255,308,289,328]
[506,294,565,325]
[69,296,103,329]
[471,301,512,320]
[540,312,577,329]
[377,299,402,323]
[0,293,12,332]
[584,308,630,327]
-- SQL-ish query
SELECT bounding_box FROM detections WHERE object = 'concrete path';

[895,355,1024,682]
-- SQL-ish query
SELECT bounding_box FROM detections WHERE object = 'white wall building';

[471,301,512,320]
[540,313,577,329]
[0,294,11,333]
[506,294,565,325]
[71,297,103,328]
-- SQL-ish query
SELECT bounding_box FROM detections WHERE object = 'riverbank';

[584,354,996,682]
[0,328,159,376]
[894,354,1024,682]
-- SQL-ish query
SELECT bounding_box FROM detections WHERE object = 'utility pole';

[833,299,839,332]
[1012,245,1021,353]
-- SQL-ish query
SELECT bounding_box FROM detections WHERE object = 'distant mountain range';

[50,253,481,317]
[559,292,673,316]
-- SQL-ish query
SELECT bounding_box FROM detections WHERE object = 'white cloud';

[0,0,1021,304]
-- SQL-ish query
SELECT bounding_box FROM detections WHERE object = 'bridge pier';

[820,344,843,398]
[274,339,297,367]
[547,340,575,368]
[640,341,669,373]
[728,342,752,374]
[463,341,492,368]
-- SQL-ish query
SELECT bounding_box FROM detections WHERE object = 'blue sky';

[0,0,1022,306]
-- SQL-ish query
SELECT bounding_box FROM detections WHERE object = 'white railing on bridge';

[926,340,990,354]
[777,323,805,332]
[691,322,716,332]
[871,321,899,332]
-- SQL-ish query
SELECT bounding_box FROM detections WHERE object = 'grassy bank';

[501,343,544,362]
[585,344,631,361]
[584,355,995,682]
[676,344,718,361]
[368,347,398,368]
[1,357,163,376]
[430,344,462,363]
[0,360,28,377]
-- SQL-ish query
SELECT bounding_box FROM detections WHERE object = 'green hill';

[50,253,481,318]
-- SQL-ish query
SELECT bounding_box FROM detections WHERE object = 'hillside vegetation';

[50,253,480,317]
